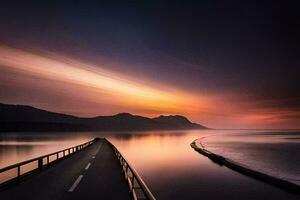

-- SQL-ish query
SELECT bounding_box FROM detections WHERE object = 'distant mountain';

[0,103,208,132]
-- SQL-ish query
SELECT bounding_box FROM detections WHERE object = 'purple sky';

[0,1,299,128]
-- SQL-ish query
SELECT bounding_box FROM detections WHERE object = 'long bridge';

[0,138,155,200]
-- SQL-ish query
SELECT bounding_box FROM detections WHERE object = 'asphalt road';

[0,139,131,200]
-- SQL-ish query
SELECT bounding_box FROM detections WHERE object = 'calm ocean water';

[0,130,299,199]
[197,130,300,185]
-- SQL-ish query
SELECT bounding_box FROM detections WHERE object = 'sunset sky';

[0,1,299,129]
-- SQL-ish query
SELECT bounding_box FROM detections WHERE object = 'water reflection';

[0,132,93,168]
[202,131,300,185]
[107,131,211,176]
[0,130,299,199]
[105,130,299,199]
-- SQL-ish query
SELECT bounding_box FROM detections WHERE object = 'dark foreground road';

[0,139,131,200]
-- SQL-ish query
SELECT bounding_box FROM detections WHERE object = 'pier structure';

[0,138,155,200]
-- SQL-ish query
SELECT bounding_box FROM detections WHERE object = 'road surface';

[0,139,131,200]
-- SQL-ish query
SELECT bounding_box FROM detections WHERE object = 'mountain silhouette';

[0,103,208,132]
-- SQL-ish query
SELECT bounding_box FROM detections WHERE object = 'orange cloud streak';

[0,46,209,116]
[1,46,299,129]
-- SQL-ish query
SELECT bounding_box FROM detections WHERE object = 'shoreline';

[190,139,300,195]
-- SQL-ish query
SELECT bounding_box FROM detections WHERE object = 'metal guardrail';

[0,138,98,186]
[105,138,156,200]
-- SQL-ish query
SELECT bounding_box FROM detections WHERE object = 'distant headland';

[0,103,208,132]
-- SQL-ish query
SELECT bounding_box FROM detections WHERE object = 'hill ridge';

[0,102,208,132]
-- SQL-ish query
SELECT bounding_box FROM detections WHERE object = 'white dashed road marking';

[67,142,103,193]
[85,163,91,170]
[92,143,102,159]
[68,175,83,192]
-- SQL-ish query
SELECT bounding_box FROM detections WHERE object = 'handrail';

[105,138,156,200]
[0,138,99,185]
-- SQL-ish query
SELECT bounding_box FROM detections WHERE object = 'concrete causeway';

[0,139,131,200]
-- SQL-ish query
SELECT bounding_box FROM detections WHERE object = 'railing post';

[125,165,129,179]
[17,166,20,179]
[38,158,43,170]
[130,176,135,192]
[106,138,156,200]
[0,138,98,187]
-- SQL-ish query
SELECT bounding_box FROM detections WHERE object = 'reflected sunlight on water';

[200,130,300,185]
[0,130,299,199]
[0,133,93,168]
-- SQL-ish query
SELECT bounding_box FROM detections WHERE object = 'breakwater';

[191,139,300,195]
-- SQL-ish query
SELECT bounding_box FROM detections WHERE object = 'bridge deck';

[0,139,131,200]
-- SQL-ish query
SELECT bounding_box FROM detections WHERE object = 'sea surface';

[196,130,300,185]
[0,130,299,199]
